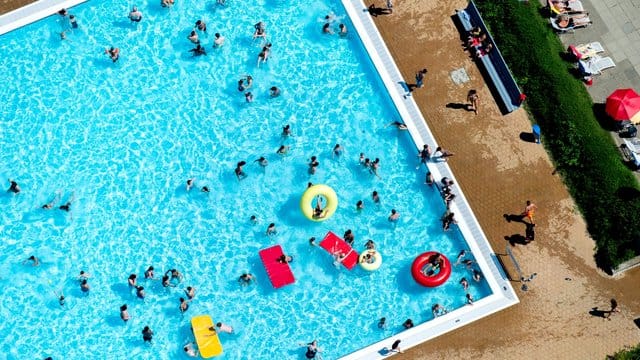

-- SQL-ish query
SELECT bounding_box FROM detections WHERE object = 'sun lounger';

[578,55,615,75]
[568,42,605,60]
[622,138,640,167]
[548,0,585,15]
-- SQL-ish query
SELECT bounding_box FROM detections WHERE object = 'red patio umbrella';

[606,88,640,123]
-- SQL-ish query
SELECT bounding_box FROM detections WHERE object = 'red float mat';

[319,231,359,270]
[259,244,295,289]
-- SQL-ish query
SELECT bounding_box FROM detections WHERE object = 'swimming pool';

[0,0,507,359]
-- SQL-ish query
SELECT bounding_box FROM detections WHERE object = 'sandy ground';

[1,0,639,359]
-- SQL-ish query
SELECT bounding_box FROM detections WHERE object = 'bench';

[456,1,522,114]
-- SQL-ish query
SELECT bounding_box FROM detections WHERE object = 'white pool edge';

[339,1,519,359]
[0,0,88,36]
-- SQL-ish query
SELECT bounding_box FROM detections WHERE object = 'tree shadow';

[503,213,526,223]
[593,103,618,131]
[519,132,537,143]
[505,234,528,246]
[589,307,608,318]
[616,186,640,201]
[559,50,578,63]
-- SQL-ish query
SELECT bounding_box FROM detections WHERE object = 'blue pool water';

[0,0,491,359]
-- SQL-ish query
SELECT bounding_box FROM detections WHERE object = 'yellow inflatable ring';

[300,184,338,222]
[359,250,382,271]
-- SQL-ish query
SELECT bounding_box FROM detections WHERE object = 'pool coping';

[339,0,519,359]
[0,0,88,36]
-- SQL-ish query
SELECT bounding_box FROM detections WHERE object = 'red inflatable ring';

[411,251,451,287]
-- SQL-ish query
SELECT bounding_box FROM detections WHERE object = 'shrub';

[474,0,640,271]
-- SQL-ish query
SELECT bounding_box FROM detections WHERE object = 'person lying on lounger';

[555,14,591,28]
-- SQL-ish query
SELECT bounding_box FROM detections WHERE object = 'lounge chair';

[568,42,605,60]
[550,15,591,33]
[548,0,585,15]
[578,55,615,75]
[622,138,640,167]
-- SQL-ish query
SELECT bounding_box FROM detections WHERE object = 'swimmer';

[253,22,267,40]
[58,294,66,307]
[128,274,137,287]
[25,255,39,266]
[254,156,268,167]
[277,254,293,264]
[136,286,146,299]
[377,317,387,329]
[105,47,120,63]
[322,23,333,35]
[370,158,381,178]
[213,33,225,47]
[372,191,380,204]
[184,343,198,357]
[363,158,371,168]
[185,286,196,300]
[216,0,226,4]
[42,193,60,209]
[417,144,431,169]
[301,340,321,359]
[282,124,292,137]
[80,279,90,293]
[461,259,475,269]
[276,145,290,156]
[169,269,183,282]
[128,6,142,22]
[269,86,281,97]
[179,297,189,313]
[309,237,316,246]
[189,44,207,56]
[59,193,74,212]
[257,46,270,67]
[245,92,253,103]
[195,20,207,32]
[120,304,130,322]
[307,182,314,188]
[432,303,447,317]
[162,275,175,287]
[361,252,375,264]
[387,121,408,130]
[78,270,90,280]
[356,200,364,211]
[338,23,348,37]
[186,178,195,192]
[455,250,467,265]
[343,229,355,245]
[472,269,482,282]
[238,79,246,92]
[69,15,78,29]
[308,156,319,174]
[266,222,277,236]
[161,0,174,7]
[364,239,375,250]
[460,277,469,291]
[216,322,234,333]
[333,144,344,157]
[58,8,68,17]
[187,30,199,44]
[359,153,365,164]
[250,215,258,224]
[142,326,153,343]
[245,75,253,89]
[238,273,255,285]
[144,266,155,279]
[201,186,210,193]
[324,13,336,23]
[235,161,247,180]
[7,179,21,194]
[388,209,400,222]
[402,318,414,329]
[425,171,434,186]
[466,293,474,305]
